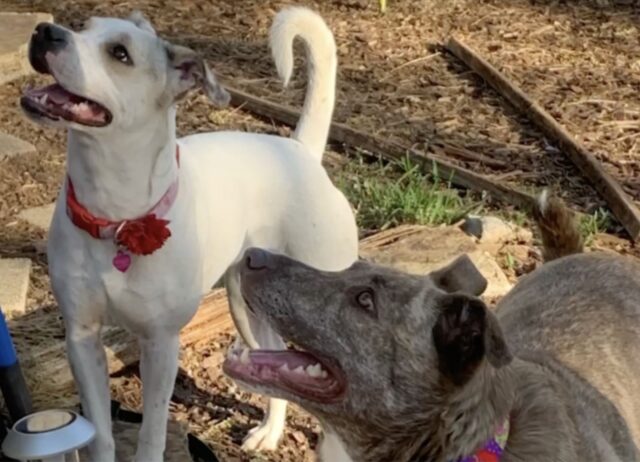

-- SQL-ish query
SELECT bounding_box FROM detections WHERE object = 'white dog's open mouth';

[222,344,347,403]
[21,83,112,127]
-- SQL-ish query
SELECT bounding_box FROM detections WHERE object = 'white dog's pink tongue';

[28,83,107,124]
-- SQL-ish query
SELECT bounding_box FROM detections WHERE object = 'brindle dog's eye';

[111,45,132,65]
[355,289,375,314]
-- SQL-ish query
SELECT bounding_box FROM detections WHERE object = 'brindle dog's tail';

[533,190,584,262]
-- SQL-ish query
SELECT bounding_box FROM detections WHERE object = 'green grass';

[580,207,613,245]
[503,252,516,272]
[335,155,479,232]
[334,152,616,245]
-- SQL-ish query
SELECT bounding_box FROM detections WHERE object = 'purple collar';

[456,416,510,462]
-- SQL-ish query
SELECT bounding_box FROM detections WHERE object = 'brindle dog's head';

[224,248,512,460]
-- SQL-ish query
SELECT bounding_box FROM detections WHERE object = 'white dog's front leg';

[243,303,288,451]
[66,323,115,462]
[226,269,288,451]
[242,392,288,452]
[134,335,180,462]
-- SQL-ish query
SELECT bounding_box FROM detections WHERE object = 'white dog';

[20,7,358,461]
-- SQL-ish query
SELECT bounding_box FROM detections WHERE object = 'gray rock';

[0,258,32,314]
[459,215,483,239]
[478,216,518,245]
[18,202,55,231]
[461,215,532,246]
[0,132,36,161]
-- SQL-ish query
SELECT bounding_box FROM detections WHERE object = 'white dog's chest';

[102,250,202,333]
[48,206,203,334]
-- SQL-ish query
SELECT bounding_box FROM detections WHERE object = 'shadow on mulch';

[172,368,319,449]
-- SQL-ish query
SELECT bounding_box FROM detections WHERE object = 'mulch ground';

[1,0,639,460]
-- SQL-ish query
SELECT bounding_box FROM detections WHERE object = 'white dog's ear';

[127,11,156,35]
[165,44,230,107]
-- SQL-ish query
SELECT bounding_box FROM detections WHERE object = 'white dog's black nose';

[29,23,70,74]
[35,23,67,43]
[245,248,271,270]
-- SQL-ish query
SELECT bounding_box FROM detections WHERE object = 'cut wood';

[226,87,536,210]
[445,36,640,240]
[23,289,233,400]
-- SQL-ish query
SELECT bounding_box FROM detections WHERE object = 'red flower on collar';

[115,214,172,256]
[65,146,181,265]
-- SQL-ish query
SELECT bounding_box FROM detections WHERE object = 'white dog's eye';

[111,45,132,65]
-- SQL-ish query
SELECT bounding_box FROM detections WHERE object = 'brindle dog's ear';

[165,43,230,107]
[431,254,487,296]
[433,294,511,386]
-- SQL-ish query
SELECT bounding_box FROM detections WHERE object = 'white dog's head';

[21,11,230,132]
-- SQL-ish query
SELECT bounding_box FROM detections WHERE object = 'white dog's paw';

[241,422,283,451]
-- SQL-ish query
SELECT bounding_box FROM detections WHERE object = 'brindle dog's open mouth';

[223,343,347,403]
[21,61,112,127]
[223,273,348,403]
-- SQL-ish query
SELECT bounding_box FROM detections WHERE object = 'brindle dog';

[224,193,640,461]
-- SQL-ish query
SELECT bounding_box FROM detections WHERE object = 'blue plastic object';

[0,310,18,368]
[0,308,32,422]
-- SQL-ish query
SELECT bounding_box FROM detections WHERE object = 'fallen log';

[225,86,537,210]
[445,36,640,240]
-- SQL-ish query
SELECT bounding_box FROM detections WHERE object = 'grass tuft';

[336,155,478,232]
[580,207,613,245]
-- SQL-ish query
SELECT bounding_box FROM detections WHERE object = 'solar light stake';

[2,410,95,462]
[41,453,81,462]
[0,307,94,461]
[43,453,81,462]
[42,455,66,462]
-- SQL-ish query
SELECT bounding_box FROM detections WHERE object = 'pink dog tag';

[113,250,132,272]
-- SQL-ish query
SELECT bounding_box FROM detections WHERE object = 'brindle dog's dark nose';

[29,23,71,74]
[244,248,274,271]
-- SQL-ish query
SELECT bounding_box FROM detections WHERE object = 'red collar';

[66,146,180,258]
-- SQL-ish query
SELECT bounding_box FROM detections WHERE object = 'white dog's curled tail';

[270,7,337,162]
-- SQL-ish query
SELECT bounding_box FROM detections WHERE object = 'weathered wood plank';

[226,86,536,210]
[445,36,640,240]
